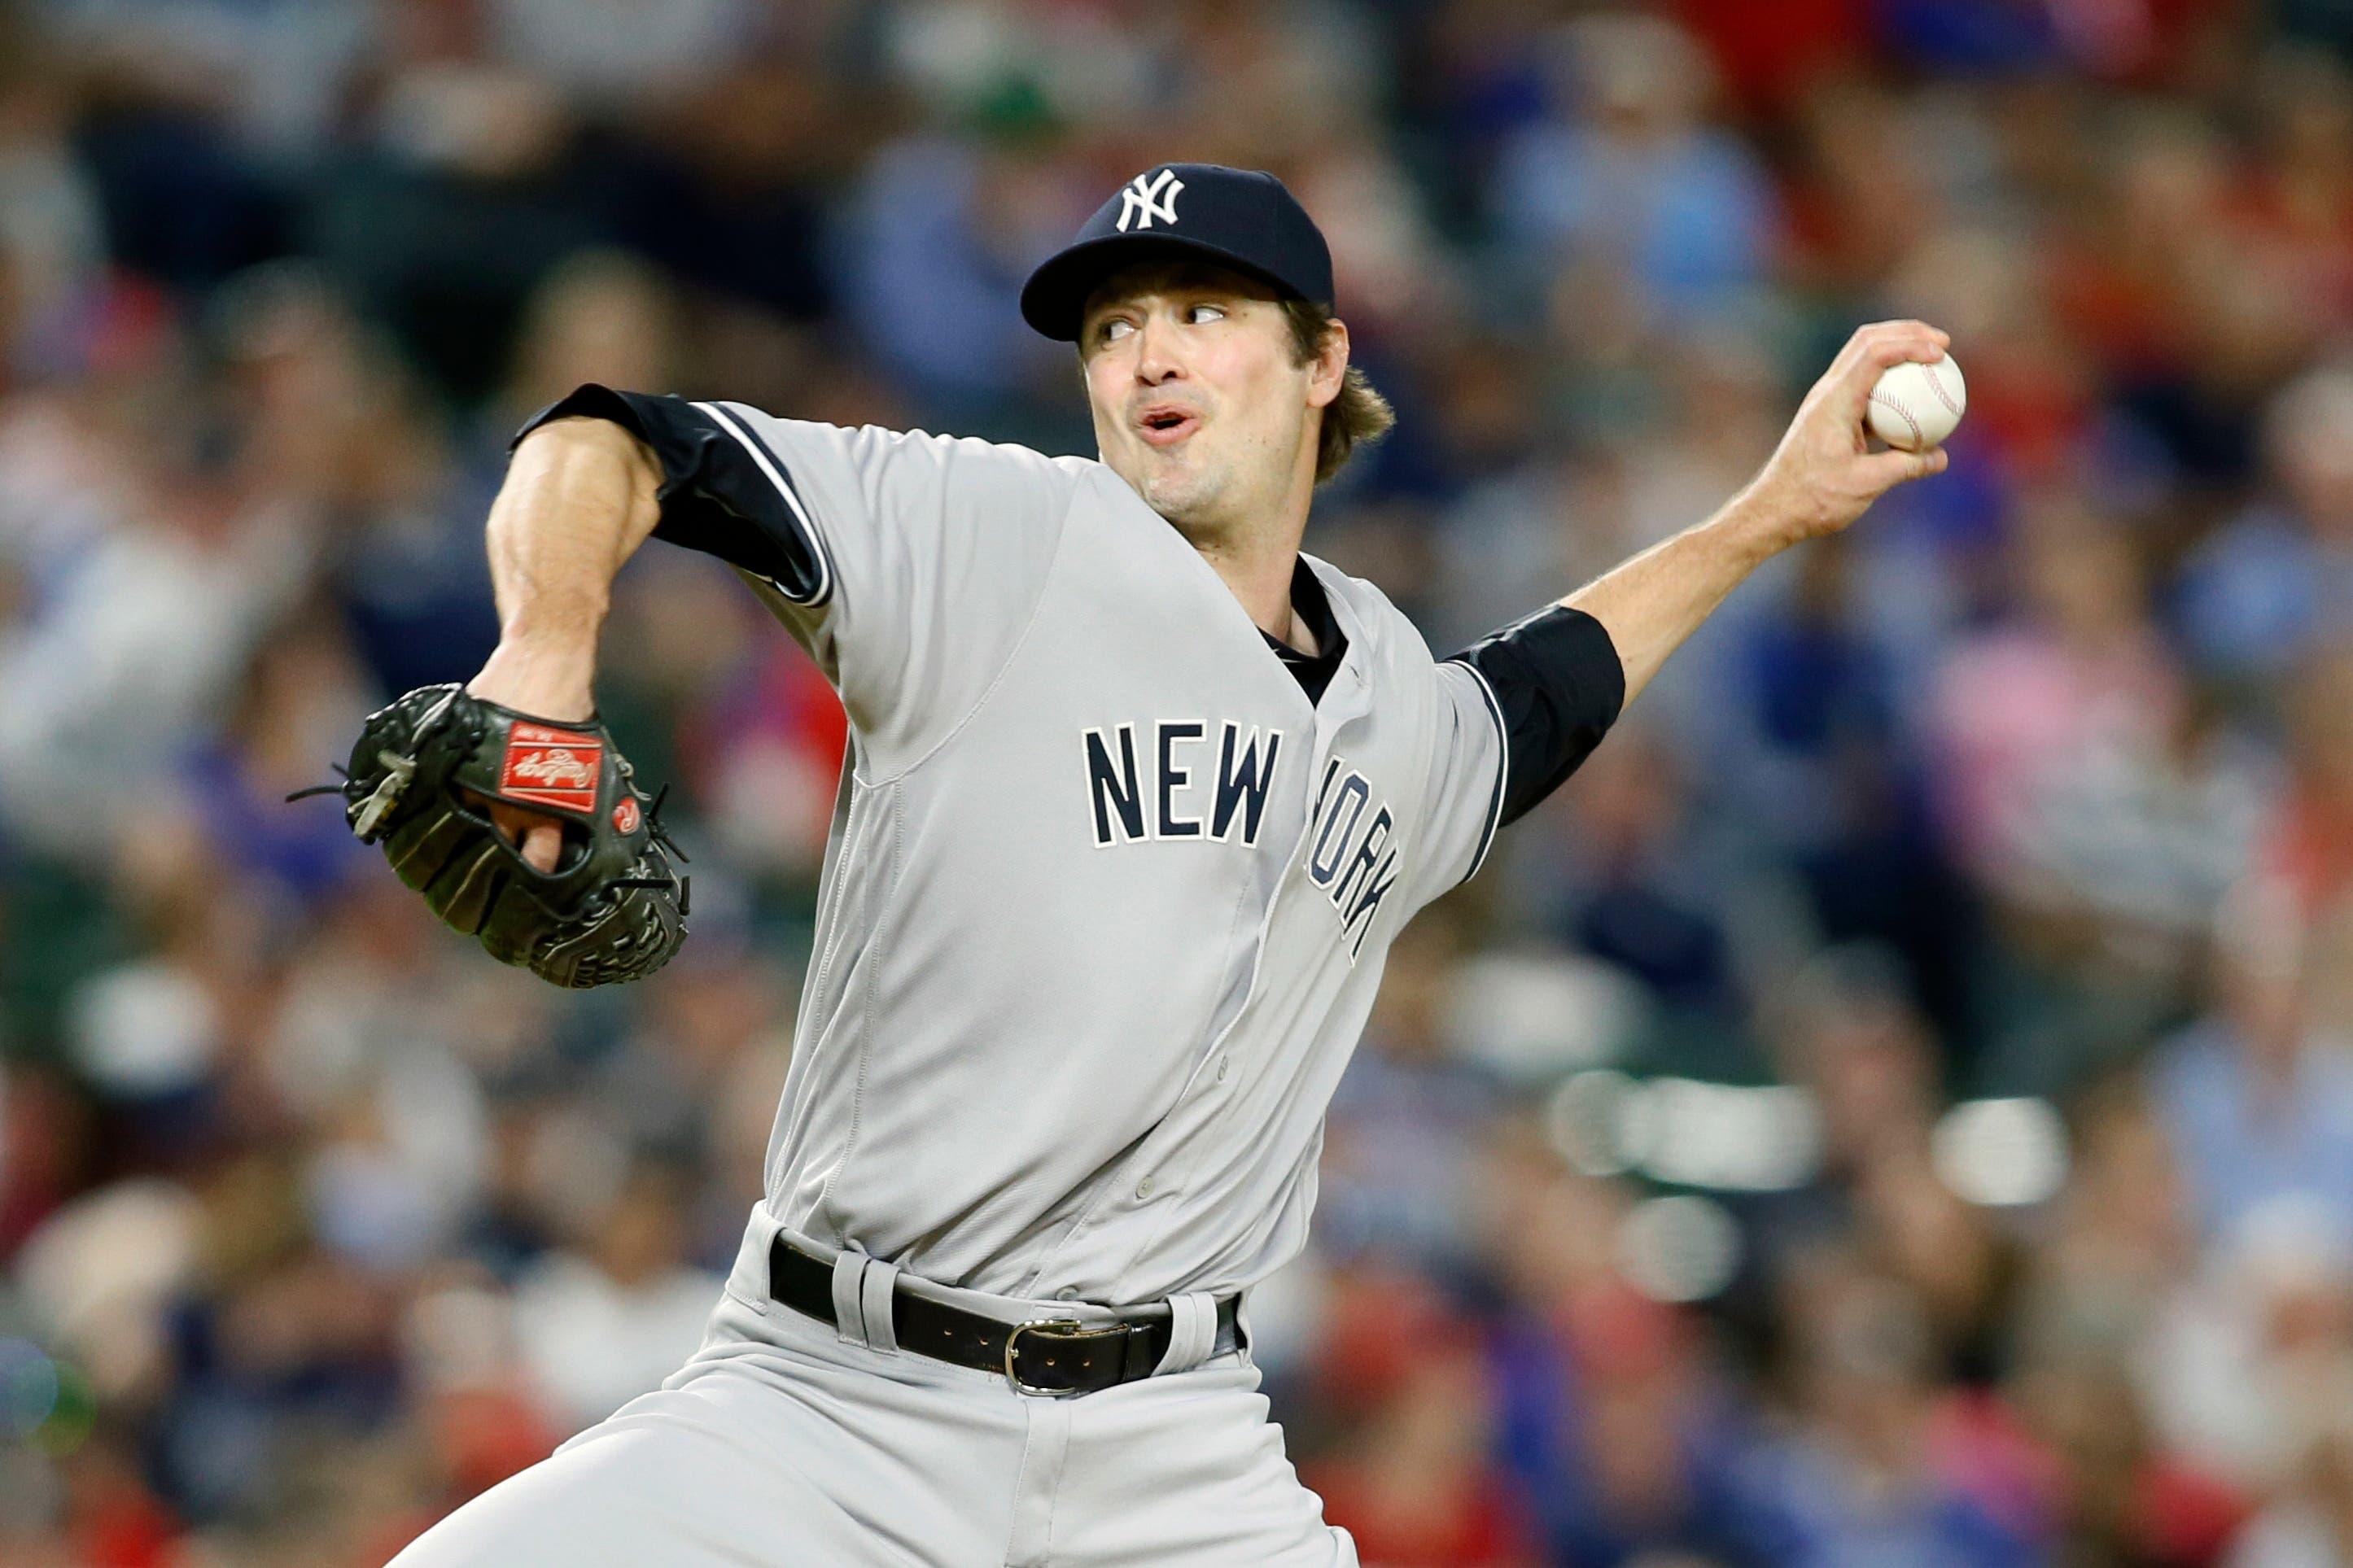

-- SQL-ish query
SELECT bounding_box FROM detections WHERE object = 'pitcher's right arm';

[465,415,663,869]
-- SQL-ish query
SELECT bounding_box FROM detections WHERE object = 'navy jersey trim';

[1259,555,1347,705]
[510,382,833,606]
[1448,605,1625,846]
[693,400,836,606]
[1451,657,1510,883]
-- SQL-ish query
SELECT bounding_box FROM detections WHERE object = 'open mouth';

[1137,409,1201,448]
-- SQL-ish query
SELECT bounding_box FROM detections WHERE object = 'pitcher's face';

[1080,261,1319,537]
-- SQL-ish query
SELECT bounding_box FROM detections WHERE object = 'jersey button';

[1135,1177,1154,1199]
[1055,1286,1079,1302]
[1217,1056,1230,1083]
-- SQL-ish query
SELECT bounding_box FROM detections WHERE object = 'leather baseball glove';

[298,684,689,987]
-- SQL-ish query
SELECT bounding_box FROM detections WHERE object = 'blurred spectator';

[1491,13,1777,323]
[1319,918,1502,1276]
[2180,364,2353,688]
[836,124,1082,441]
[2230,1364,2353,1566]
[1533,723,1747,1037]
[1306,1269,1542,1566]
[1490,1281,1807,1566]
[1762,1257,2035,1565]
[511,1163,721,1431]
[2154,877,2353,1251]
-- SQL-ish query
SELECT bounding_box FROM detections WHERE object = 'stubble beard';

[1141,463,1202,518]
[1112,415,1298,550]
[1128,449,1230,539]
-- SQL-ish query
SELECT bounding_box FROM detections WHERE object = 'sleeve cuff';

[1447,605,1625,830]
[510,383,831,605]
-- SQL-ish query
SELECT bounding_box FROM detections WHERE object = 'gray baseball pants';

[389,1208,1358,1566]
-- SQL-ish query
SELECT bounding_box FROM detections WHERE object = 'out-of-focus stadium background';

[2,0,2352,1562]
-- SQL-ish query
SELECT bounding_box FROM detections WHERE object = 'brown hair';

[1078,261,1395,486]
[1279,297,1395,486]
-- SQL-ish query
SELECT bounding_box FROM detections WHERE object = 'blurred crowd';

[2,0,2353,1562]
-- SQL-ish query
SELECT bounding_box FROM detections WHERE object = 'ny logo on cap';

[1115,168,1185,232]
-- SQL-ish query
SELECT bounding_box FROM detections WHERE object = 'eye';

[1187,304,1227,325]
[1097,317,1135,344]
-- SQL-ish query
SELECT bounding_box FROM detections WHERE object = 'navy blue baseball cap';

[1020,163,1335,343]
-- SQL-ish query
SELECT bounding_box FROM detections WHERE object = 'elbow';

[503,418,663,538]
[517,416,659,485]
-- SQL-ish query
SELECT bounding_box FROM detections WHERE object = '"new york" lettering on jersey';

[1084,722,1284,847]
[1082,725,1402,963]
[1306,755,1402,960]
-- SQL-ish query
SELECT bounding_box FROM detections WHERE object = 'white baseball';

[1866,355,1966,452]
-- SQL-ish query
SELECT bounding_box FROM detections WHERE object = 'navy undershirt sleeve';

[1446,605,1626,827]
[510,382,828,603]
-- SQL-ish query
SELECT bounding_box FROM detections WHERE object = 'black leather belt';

[768,1235,1242,1397]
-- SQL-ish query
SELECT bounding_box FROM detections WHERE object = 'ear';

[1306,317,1349,411]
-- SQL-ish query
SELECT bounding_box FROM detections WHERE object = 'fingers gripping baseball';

[1747,321,1955,548]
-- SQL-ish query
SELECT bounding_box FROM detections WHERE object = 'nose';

[1131,314,1183,386]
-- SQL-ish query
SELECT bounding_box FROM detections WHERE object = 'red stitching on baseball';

[1921,365,1962,418]
[1872,393,1923,448]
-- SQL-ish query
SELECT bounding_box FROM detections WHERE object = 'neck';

[1197,529,1305,642]
[1186,448,1318,643]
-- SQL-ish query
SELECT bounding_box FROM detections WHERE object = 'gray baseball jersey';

[518,385,1623,1308]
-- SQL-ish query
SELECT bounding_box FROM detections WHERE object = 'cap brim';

[1018,233,1306,342]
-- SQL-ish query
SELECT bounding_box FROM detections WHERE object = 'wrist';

[1712,485,1801,567]
[494,585,610,661]
[470,635,597,721]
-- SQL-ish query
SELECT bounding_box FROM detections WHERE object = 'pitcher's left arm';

[1563,320,1952,709]
[1412,320,1955,901]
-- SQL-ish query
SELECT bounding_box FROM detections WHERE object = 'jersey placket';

[1068,613,1379,1292]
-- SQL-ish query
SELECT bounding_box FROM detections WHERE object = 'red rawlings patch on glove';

[501,723,603,815]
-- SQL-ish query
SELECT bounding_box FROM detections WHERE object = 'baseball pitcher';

[379,164,1950,1565]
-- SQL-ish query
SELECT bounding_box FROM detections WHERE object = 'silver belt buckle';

[1004,1317,1124,1396]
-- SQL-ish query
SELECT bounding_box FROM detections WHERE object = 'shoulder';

[907,430,1100,522]
[758,421,1097,539]
[784,417,1095,488]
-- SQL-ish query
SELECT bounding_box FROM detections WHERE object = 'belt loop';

[831,1250,871,1347]
[859,1257,902,1355]
[1152,1291,1218,1376]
